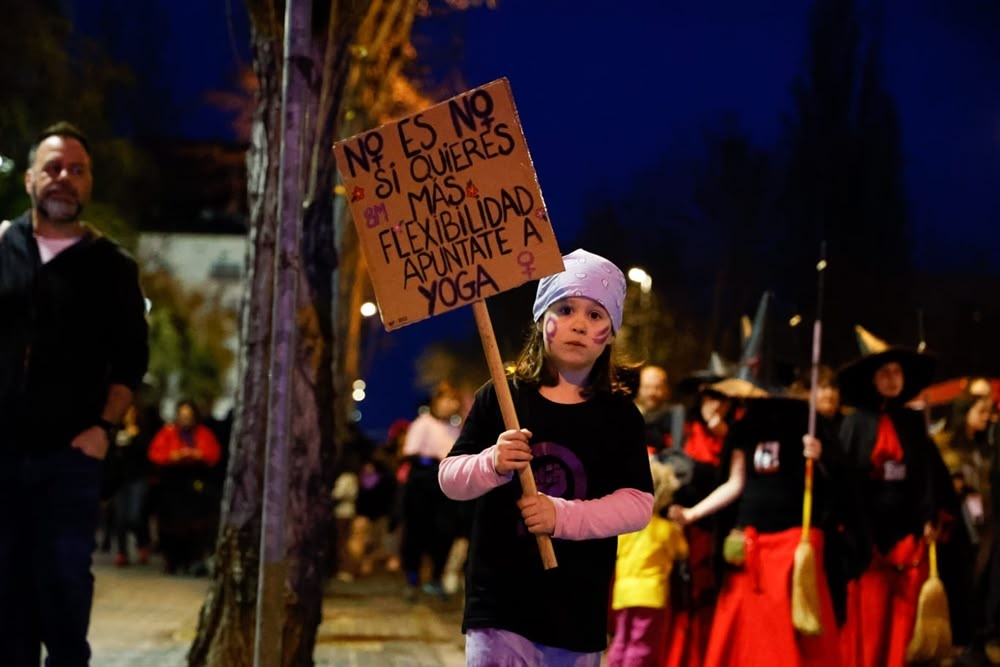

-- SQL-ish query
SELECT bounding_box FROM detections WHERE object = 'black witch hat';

[676,351,732,396]
[707,292,802,402]
[836,325,936,408]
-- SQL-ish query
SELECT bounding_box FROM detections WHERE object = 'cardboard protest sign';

[333,78,564,330]
[335,79,564,569]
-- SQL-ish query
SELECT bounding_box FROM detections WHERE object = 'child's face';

[816,384,841,418]
[873,362,904,399]
[700,396,730,430]
[540,296,613,372]
[967,398,993,434]
[432,392,462,420]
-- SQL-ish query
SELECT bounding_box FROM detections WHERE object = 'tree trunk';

[188,1,429,664]
[188,2,363,665]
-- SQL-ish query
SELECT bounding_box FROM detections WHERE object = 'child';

[400,382,463,599]
[438,248,655,667]
[660,382,736,667]
[607,459,689,667]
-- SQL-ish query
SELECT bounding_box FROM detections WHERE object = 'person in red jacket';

[148,400,221,467]
[148,400,222,575]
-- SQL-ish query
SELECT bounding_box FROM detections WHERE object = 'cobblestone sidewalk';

[88,553,465,666]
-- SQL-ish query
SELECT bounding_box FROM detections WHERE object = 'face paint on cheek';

[544,317,559,346]
[591,325,611,346]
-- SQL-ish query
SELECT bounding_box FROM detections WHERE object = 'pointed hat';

[679,295,771,398]
[732,291,802,392]
[677,351,733,395]
[740,314,753,350]
[709,292,797,400]
[855,324,889,355]
[837,324,935,408]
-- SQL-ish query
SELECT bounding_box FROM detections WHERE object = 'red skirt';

[839,535,926,667]
[662,524,715,667]
[704,527,841,667]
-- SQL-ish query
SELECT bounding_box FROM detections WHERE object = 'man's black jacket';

[0,212,149,449]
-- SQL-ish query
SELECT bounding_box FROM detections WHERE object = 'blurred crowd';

[96,396,230,577]
[329,381,472,600]
[605,357,1000,667]
[92,349,999,667]
[325,356,1000,667]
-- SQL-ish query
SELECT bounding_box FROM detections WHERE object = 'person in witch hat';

[658,379,737,667]
[835,325,957,667]
[657,335,746,667]
[666,292,858,666]
[662,351,732,488]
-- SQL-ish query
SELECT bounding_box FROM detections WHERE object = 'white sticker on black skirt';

[965,493,985,525]
[883,460,907,481]
[753,441,781,474]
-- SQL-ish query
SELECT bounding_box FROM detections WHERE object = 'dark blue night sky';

[101,0,998,273]
[76,0,1000,435]
[453,0,1000,270]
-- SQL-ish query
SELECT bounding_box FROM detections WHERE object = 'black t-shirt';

[449,380,653,652]
[730,398,835,533]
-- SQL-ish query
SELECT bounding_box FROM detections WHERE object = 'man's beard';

[32,186,83,224]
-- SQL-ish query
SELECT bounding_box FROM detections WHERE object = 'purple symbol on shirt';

[530,441,587,501]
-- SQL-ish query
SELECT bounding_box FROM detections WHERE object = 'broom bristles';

[905,576,952,662]
[791,540,823,636]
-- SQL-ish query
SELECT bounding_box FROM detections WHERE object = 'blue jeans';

[0,446,103,666]
[112,478,150,556]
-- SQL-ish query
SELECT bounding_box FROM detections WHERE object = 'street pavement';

[88,551,466,666]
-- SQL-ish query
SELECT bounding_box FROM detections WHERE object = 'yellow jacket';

[612,514,688,610]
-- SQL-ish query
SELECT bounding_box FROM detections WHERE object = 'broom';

[905,538,952,662]
[791,248,825,636]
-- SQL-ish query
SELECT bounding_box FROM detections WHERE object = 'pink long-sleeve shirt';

[438,445,653,540]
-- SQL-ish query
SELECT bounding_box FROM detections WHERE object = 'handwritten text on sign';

[334,79,563,330]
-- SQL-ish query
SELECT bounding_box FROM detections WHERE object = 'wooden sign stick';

[472,300,558,569]
[333,78,565,570]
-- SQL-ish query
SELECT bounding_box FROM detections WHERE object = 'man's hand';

[170,448,204,463]
[493,428,533,475]
[71,426,110,460]
[517,493,556,535]
[924,521,940,542]
[802,434,823,460]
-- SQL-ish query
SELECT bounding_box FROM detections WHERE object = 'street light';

[627,266,654,360]
[627,267,652,294]
[353,304,380,420]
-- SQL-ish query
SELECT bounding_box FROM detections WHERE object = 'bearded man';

[0,122,149,666]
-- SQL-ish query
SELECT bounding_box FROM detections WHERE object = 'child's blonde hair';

[650,459,680,514]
